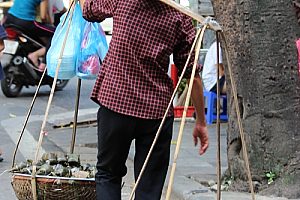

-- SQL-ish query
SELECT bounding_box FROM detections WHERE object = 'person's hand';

[78,0,86,11]
[79,0,86,4]
[193,122,209,155]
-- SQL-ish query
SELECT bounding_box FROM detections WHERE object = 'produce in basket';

[57,152,67,164]
[12,152,96,179]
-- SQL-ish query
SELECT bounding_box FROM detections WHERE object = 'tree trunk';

[211,0,300,198]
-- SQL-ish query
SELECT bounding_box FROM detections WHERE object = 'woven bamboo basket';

[11,174,96,200]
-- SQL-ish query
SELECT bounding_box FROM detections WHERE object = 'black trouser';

[96,106,174,200]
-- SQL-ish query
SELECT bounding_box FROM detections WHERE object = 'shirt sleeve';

[212,42,223,65]
[173,16,200,79]
[82,0,119,22]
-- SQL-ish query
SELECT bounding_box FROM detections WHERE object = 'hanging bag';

[76,22,108,79]
[46,3,85,80]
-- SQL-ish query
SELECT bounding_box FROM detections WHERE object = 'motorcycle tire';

[53,79,69,91]
[1,71,23,97]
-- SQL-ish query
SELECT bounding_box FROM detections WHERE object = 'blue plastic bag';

[76,22,108,79]
[46,3,85,80]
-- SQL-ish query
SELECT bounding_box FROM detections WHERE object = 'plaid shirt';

[83,0,198,119]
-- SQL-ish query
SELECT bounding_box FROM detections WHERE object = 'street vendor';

[79,0,209,199]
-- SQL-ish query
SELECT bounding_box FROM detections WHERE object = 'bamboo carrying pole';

[11,68,47,168]
[30,1,76,199]
[128,27,204,200]
[158,0,222,31]
[216,32,222,200]
[165,25,207,200]
[219,31,256,200]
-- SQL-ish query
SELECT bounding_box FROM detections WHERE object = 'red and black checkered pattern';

[83,0,198,119]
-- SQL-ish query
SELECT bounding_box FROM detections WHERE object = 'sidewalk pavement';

[25,111,296,200]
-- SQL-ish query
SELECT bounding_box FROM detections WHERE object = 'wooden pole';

[158,0,221,31]
[11,68,47,168]
[220,32,256,200]
[216,32,222,200]
[30,2,76,199]
[165,25,207,200]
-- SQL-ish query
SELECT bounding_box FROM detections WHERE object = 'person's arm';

[79,0,119,22]
[40,0,51,23]
[78,0,86,10]
[174,16,209,155]
[189,75,209,155]
[214,43,224,77]
[218,63,225,77]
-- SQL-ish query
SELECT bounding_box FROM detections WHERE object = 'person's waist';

[95,97,174,120]
[8,10,35,21]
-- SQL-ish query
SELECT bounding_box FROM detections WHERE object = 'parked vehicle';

[0,24,68,97]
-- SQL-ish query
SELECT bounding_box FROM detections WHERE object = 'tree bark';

[210,0,300,198]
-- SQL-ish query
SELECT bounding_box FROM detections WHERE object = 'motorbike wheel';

[54,79,69,91]
[1,71,23,97]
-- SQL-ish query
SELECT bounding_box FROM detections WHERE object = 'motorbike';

[0,24,68,97]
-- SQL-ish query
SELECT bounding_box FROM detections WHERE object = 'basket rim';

[12,173,95,182]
